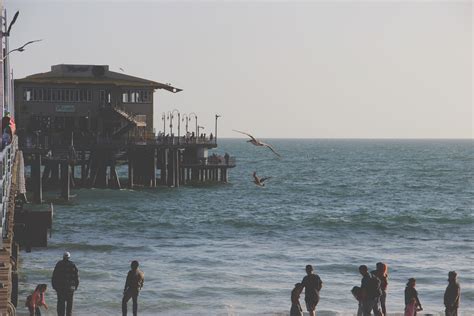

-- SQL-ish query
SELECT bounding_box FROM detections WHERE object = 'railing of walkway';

[0,136,17,240]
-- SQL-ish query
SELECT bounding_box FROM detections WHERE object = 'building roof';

[15,64,182,93]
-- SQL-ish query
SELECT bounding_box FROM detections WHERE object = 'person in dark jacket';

[122,260,145,316]
[359,265,381,316]
[444,271,460,316]
[301,265,323,316]
[51,252,79,316]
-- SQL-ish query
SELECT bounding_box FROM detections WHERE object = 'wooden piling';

[32,154,42,204]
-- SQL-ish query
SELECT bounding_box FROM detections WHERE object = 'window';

[122,89,152,103]
[24,88,32,101]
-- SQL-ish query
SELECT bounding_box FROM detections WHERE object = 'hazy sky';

[6,0,473,138]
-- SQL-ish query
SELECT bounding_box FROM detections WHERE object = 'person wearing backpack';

[371,262,388,315]
[359,265,382,316]
[26,284,48,316]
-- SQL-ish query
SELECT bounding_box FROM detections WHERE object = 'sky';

[5,0,473,138]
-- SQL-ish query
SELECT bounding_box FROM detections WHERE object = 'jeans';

[122,288,139,316]
[56,290,74,316]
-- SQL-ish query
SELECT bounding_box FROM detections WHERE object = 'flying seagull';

[233,129,281,157]
[8,39,43,54]
[253,171,272,187]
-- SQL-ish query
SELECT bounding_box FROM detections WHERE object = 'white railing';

[0,136,18,240]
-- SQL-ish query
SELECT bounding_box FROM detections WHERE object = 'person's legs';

[305,300,316,316]
[57,291,66,316]
[372,297,381,316]
[132,293,138,316]
[122,289,133,316]
[65,291,74,316]
[35,306,41,316]
[380,290,387,316]
[361,299,374,316]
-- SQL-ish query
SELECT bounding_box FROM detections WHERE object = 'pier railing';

[0,136,18,239]
[19,133,218,149]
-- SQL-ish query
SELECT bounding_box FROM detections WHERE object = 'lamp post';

[161,112,166,135]
[214,114,221,144]
[182,114,190,134]
[170,109,180,143]
[189,112,198,138]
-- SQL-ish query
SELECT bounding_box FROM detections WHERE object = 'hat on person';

[63,251,71,259]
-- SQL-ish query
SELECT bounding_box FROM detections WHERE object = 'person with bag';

[26,284,48,316]
[359,265,382,316]
[404,278,423,316]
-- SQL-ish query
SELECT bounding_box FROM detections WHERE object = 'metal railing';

[0,136,18,240]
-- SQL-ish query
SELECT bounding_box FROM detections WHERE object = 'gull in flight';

[253,171,272,187]
[9,39,43,53]
[233,130,281,157]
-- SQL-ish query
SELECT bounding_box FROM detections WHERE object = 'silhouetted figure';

[290,283,303,316]
[52,252,79,316]
[122,260,145,316]
[209,133,213,141]
[224,152,230,165]
[404,278,422,316]
[359,265,382,316]
[26,284,48,316]
[301,265,323,316]
[444,271,460,316]
[371,262,388,315]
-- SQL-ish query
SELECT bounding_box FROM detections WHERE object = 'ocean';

[18,139,473,315]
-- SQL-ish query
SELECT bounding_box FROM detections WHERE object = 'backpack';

[367,274,382,298]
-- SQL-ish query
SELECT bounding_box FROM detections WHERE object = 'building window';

[122,89,152,103]
[24,87,93,103]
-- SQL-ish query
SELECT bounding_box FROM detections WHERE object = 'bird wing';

[252,172,259,182]
[260,176,272,182]
[260,142,281,157]
[18,39,43,50]
[232,129,257,141]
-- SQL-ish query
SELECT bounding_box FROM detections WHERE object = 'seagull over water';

[233,129,281,157]
[253,171,272,187]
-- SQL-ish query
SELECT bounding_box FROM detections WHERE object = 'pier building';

[13,65,235,201]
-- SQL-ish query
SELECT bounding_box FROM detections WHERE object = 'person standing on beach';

[301,264,323,316]
[122,260,145,316]
[26,284,48,316]
[359,265,381,316]
[290,283,303,316]
[404,278,422,316]
[444,271,460,316]
[51,252,79,316]
[371,262,388,315]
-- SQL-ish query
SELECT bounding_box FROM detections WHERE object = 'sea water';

[17,139,473,315]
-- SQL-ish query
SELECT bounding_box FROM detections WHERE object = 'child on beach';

[26,284,48,316]
[290,283,303,316]
[351,286,363,316]
[404,278,422,316]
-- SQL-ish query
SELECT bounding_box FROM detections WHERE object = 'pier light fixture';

[182,114,191,134]
[188,112,198,137]
[1,11,19,37]
[215,114,221,144]
[169,109,180,141]
[161,112,167,135]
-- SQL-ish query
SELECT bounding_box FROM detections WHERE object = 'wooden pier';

[22,136,236,200]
